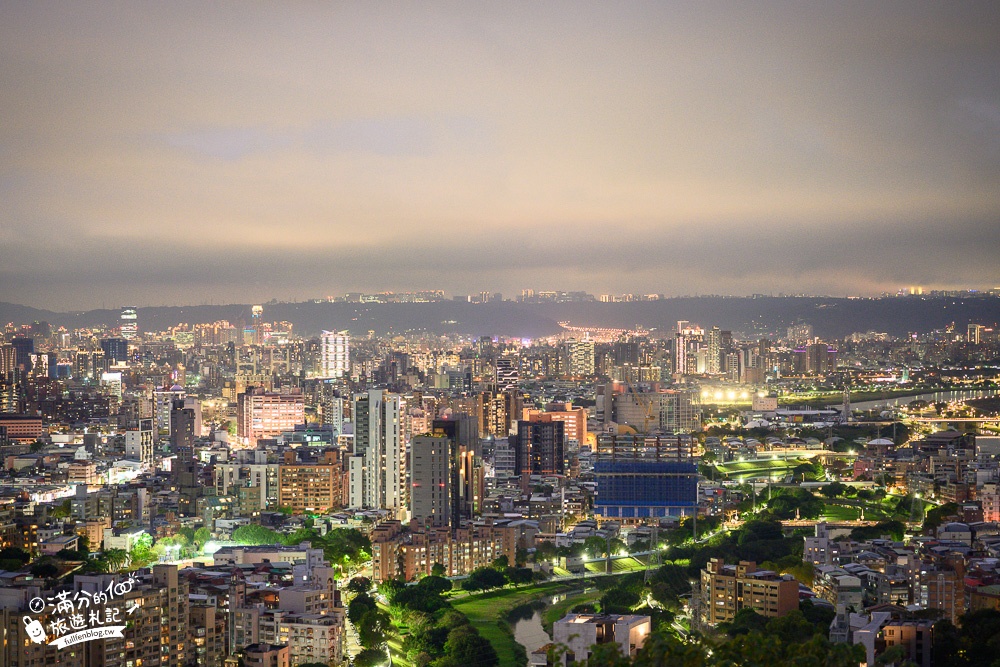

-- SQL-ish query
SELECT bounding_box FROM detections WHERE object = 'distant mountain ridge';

[1,296,998,339]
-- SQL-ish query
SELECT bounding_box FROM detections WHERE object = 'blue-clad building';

[594,434,699,518]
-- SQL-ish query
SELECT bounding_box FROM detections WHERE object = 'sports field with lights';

[711,457,812,481]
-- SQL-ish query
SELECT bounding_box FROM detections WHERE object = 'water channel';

[511,590,593,655]
[512,611,551,656]
[849,388,1000,411]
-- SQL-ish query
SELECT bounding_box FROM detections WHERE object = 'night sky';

[2,2,998,309]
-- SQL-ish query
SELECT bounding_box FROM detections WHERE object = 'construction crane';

[624,378,658,433]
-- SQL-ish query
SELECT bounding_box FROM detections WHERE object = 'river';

[850,388,1000,411]
[512,589,596,656]
[513,611,551,656]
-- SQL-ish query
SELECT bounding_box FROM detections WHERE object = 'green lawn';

[386,635,412,667]
[820,504,860,521]
[584,557,646,574]
[713,458,810,481]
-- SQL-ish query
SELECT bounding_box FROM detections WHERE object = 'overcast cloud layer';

[1,2,999,310]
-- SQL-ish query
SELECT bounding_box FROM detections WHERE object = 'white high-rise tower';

[350,390,405,519]
[120,307,138,340]
[320,330,350,379]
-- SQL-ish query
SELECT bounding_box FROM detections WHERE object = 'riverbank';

[449,572,637,667]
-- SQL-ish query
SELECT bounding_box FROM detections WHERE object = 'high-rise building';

[278,456,343,513]
[607,387,700,434]
[593,433,698,518]
[0,566,195,667]
[476,390,519,437]
[350,390,404,517]
[237,388,306,445]
[319,330,350,378]
[154,384,186,434]
[99,337,129,365]
[673,333,686,375]
[706,327,722,374]
[124,417,154,464]
[0,344,16,378]
[495,357,519,391]
[10,336,33,374]
[216,461,280,511]
[171,398,201,516]
[613,340,640,367]
[410,434,451,528]
[431,415,482,528]
[251,304,264,346]
[522,402,588,447]
[119,306,138,339]
[794,343,838,374]
[153,564,191,667]
[567,337,595,377]
[319,383,344,432]
[513,420,565,477]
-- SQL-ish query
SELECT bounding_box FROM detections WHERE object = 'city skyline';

[2,3,999,310]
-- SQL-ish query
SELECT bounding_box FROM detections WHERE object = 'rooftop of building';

[557,613,650,625]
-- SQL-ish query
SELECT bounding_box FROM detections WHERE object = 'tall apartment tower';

[410,434,451,528]
[433,415,483,528]
[100,338,130,365]
[673,333,686,376]
[251,304,264,345]
[153,565,191,667]
[495,357,519,391]
[171,398,201,516]
[320,330,350,378]
[10,336,33,374]
[351,390,404,518]
[124,417,155,464]
[567,337,595,377]
[706,327,722,374]
[120,306,138,339]
[613,340,640,366]
[319,383,344,432]
[513,420,565,477]
[0,344,15,378]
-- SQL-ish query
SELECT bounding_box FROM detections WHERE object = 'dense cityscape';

[0,292,998,667]
[3,3,1000,667]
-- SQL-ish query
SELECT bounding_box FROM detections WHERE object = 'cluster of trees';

[923,502,959,532]
[532,540,582,562]
[933,609,1000,666]
[153,526,211,560]
[662,515,723,547]
[231,525,371,572]
[462,556,535,592]
[667,519,804,578]
[586,566,691,633]
[6,533,161,580]
[764,487,825,520]
[0,546,32,572]
[377,575,498,667]
[791,461,825,482]
[347,585,392,667]
[565,606,863,667]
[850,520,905,542]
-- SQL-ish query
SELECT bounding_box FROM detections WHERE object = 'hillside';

[1,296,997,339]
